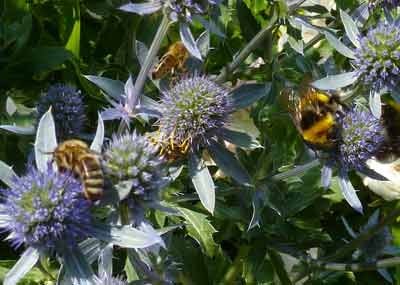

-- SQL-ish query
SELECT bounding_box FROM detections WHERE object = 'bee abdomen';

[80,155,104,201]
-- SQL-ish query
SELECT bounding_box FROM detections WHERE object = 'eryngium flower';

[163,0,216,22]
[37,84,86,141]
[368,0,400,10]
[0,166,91,249]
[103,132,168,201]
[339,107,385,171]
[94,273,127,285]
[353,21,400,90]
[159,75,230,148]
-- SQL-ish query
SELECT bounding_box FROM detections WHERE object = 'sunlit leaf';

[324,31,356,59]
[0,160,17,188]
[338,169,363,214]
[312,71,358,90]
[84,75,124,101]
[34,108,57,172]
[180,22,202,60]
[4,247,40,285]
[90,113,104,152]
[340,9,360,48]
[119,2,162,15]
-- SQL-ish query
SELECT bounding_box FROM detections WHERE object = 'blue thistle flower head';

[0,165,91,250]
[368,0,400,10]
[339,106,385,171]
[163,0,216,22]
[159,75,231,149]
[94,273,127,285]
[353,21,400,90]
[37,84,86,142]
[103,132,168,201]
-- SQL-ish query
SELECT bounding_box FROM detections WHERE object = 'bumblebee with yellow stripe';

[53,139,104,201]
[283,82,344,150]
[148,127,191,161]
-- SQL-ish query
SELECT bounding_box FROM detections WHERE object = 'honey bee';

[151,41,189,80]
[53,139,103,201]
[148,128,191,161]
[282,81,344,151]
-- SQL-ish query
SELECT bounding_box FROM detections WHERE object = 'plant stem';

[126,14,171,111]
[215,9,278,83]
[321,207,400,262]
[311,257,400,272]
[221,245,250,284]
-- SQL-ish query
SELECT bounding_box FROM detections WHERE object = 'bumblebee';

[148,128,191,161]
[283,82,344,150]
[152,41,189,80]
[53,139,104,201]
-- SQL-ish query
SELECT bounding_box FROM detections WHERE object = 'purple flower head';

[368,0,400,10]
[339,106,385,171]
[94,273,127,285]
[103,132,168,202]
[37,84,86,142]
[353,21,400,90]
[0,166,91,250]
[163,0,215,22]
[159,75,231,149]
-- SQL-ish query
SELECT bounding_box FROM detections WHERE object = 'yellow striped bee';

[151,41,189,80]
[148,128,191,161]
[53,139,103,201]
[282,82,344,150]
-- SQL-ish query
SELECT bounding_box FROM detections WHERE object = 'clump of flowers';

[339,106,385,171]
[37,84,86,141]
[163,0,216,22]
[352,21,400,90]
[0,166,91,249]
[103,132,168,201]
[158,75,231,149]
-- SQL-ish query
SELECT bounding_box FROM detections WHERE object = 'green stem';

[221,245,250,284]
[215,9,278,83]
[126,14,171,110]
[321,207,400,262]
[37,260,56,281]
[312,257,400,272]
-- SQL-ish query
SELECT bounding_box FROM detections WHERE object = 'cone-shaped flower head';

[103,132,168,201]
[158,75,231,150]
[163,0,217,22]
[37,84,86,142]
[339,107,385,171]
[94,273,127,285]
[0,166,91,249]
[353,21,400,90]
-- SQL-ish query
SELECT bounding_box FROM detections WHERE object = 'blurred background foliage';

[1,0,400,284]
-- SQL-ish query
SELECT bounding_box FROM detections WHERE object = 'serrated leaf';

[84,75,124,101]
[230,82,271,110]
[0,160,17,188]
[324,31,356,59]
[0,125,35,135]
[180,22,202,60]
[340,9,360,48]
[119,2,162,15]
[208,140,251,185]
[4,247,40,285]
[90,113,104,152]
[177,207,217,257]
[338,169,363,214]
[88,223,163,249]
[79,238,102,264]
[34,108,57,172]
[369,90,382,119]
[312,71,358,90]
[189,152,215,214]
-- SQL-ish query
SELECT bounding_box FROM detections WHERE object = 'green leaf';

[90,113,104,152]
[4,247,40,285]
[188,152,215,214]
[84,75,124,101]
[65,1,80,58]
[177,207,217,257]
[324,31,356,59]
[221,128,262,149]
[230,83,271,110]
[340,9,360,48]
[312,71,359,90]
[369,90,382,119]
[0,161,17,188]
[34,108,57,172]
[287,35,304,55]
[207,140,252,185]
